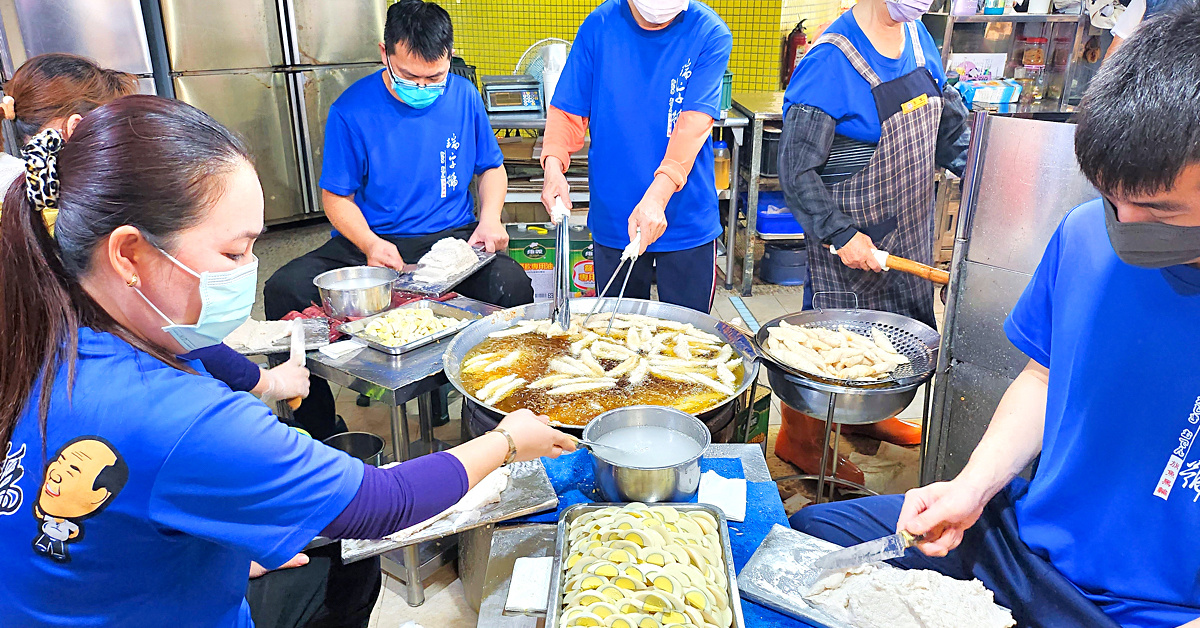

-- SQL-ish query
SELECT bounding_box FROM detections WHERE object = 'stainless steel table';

[731,91,787,296]
[476,444,772,627]
[304,295,501,606]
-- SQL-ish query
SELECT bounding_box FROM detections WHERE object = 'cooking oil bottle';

[714,140,730,191]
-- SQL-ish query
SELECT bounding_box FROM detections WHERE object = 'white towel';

[698,470,747,522]
[505,556,554,614]
[318,338,366,361]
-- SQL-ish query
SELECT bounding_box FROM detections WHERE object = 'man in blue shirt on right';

[792,3,1200,626]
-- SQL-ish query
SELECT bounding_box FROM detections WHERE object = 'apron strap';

[812,33,883,88]
[906,22,926,68]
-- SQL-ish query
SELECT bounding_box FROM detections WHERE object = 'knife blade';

[290,319,306,367]
[813,530,920,572]
[286,319,305,410]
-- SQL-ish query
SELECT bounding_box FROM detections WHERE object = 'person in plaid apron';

[775,2,969,479]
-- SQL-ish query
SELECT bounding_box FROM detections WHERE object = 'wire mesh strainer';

[755,308,939,389]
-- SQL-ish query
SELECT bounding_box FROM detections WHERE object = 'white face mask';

[629,0,689,24]
[134,248,259,352]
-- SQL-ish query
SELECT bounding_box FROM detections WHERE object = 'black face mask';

[1103,198,1200,268]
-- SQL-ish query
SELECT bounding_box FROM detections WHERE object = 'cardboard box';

[734,385,773,449]
[507,223,595,302]
[956,78,1022,105]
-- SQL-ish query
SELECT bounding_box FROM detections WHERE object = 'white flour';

[413,238,478,284]
[806,564,1015,628]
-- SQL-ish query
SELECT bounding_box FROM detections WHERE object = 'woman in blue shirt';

[0,95,574,627]
[780,0,970,328]
[776,0,970,474]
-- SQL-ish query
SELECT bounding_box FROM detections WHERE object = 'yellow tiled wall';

[424,0,795,92]
[388,0,859,92]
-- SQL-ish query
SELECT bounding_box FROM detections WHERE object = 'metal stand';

[381,536,459,607]
[388,392,449,463]
[776,381,934,504]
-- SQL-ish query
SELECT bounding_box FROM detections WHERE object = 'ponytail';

[0,166,79,449]
[0,95,251,450]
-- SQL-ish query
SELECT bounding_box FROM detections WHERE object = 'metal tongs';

[581,228,642,336]
[550,197,573,329]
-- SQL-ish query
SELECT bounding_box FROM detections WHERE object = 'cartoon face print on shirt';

[31,436,127,563]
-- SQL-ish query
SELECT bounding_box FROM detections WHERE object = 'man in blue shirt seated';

[264,0,533,441]
[792,4,1200,627]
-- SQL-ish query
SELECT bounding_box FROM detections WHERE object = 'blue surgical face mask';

[387,62,446,109]
[135,248,259,352]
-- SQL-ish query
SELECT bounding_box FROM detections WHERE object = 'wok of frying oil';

[459,333,744,427]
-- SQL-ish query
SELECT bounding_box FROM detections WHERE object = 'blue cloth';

[320,70,503,238]
[552,0,732,253]
[790,482,1121,628]
[0,328,363,628]
[180,343,261,393]
[1002,198,1200,627]
[517,449,796,625]
[783,11,946,144]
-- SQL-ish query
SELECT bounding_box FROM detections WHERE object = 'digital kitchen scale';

[481,74,544,115]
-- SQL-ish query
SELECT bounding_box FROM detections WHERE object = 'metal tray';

[393,248,497,296]
[547,503,746,628]
[338,300,482,355]
[340,459,557,564]
[736,524,878,628]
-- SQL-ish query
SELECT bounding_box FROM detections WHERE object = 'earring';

[126,275,139,287]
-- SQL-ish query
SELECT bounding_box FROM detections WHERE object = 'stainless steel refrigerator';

[160,0,384,223]
[0,0,156,90]
[0,0,159,155]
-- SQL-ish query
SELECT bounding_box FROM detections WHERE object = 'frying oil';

[460,333,743,427]
[593,426,702,467]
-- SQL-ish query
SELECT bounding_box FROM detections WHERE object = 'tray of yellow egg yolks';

[547,503,745,628]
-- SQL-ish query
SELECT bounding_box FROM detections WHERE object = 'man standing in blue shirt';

[792,4,1200,626]
[264,0,533,440]
[540,0,732,314]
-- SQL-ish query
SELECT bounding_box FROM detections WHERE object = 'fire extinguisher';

[782,20,808,88]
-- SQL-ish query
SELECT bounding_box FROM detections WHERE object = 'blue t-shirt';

[321,70,504,238]
[783,12,946,144]
[553,0,732,252]
[0,328,363,627]
[1005,199,1200,627]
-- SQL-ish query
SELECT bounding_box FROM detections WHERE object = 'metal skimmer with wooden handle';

[827,244,950,285]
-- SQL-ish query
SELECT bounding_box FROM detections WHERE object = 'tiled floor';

[251,227,944,626]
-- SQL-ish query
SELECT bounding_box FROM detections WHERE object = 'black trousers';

[591,239,718,314]
[245,542,382,628]
[263,222,534,441]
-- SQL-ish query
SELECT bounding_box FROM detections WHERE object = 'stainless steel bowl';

[583,406,710,503]
[766,368,921,425]
[313,266,397,318]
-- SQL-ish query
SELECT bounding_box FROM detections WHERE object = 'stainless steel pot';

[322,431,385,466]
[313,266,397,318]
[583,406,709,502]
[442,297,761,429]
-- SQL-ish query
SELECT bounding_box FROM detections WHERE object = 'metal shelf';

[758,231,804,241]
[935,12,1084,22]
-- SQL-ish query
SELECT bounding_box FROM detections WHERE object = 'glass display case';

[922,12,1103,110]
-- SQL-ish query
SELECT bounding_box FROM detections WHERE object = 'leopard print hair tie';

[21,128,64,237]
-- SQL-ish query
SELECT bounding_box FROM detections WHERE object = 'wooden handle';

[286,397,302,410]
[885,255,950,285]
